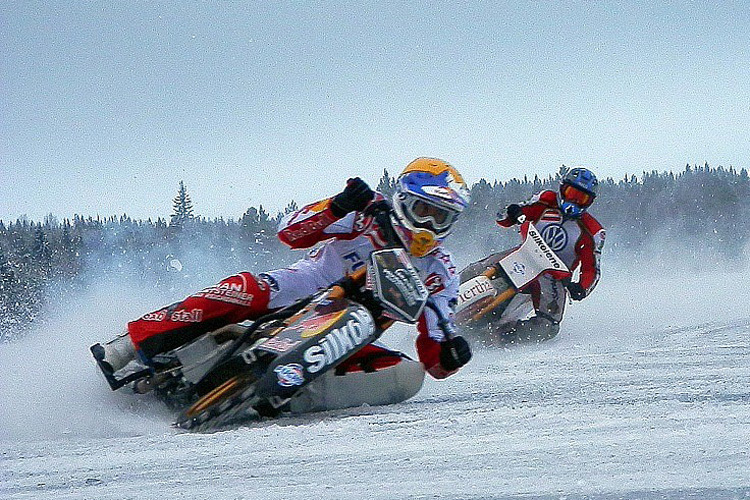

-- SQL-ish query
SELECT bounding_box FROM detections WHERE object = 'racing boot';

[90,332,139,390]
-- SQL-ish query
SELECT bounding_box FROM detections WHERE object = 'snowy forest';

[1,163,748,341]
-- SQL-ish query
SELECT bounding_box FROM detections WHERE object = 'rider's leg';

[93,260,331,382]
[510,314,560,341]
[509,275,566,342]
[94,272,271,383]
[90,330,136,375]
[127,272,272,359]
[124,263,328,360]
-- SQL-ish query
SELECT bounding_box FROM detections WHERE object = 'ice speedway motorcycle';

[91,202,455,432]
[455,216,572,346]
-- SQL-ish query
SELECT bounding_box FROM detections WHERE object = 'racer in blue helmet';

[95,157,474,392]
[493,165,605,343]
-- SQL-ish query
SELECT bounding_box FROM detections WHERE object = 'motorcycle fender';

[456,275,496,313]
[498,222,570,289]
[288,357,425,414]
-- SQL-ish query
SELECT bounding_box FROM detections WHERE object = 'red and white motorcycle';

[455,217,571,344]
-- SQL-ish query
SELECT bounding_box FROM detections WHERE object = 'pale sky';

[2,1,749,222]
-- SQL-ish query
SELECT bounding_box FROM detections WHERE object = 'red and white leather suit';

[128,194,462,379]
[497,190,605,323]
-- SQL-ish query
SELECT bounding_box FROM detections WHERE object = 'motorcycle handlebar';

[329,199,400,300]
[364,200,402,249]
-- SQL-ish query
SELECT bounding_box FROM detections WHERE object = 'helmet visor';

[404,196,458,234]
[561,184,594,208]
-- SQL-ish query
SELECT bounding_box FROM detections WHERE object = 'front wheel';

[174,374,260,431]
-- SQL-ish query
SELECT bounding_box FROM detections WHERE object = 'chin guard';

[409,230,436,257]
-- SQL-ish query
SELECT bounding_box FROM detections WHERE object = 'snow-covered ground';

[2,261,749,500]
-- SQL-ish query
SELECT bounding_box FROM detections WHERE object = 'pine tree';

[170,181,195,227]
[377,169,397,199]
[31,226,52,281]
[0,247,27,341]
[284,200,299,214]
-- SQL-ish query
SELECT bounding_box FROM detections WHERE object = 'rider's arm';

[277,199,343,249]
[278,180,378,249]
[277,197,383,249]
[414,252,466,379]
[415,294,460,379]
[576,214,606,295]
[496,190,557,227]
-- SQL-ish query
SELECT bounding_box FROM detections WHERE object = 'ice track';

[1,267,749,499]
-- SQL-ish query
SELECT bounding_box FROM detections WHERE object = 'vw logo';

[541,224,568,252]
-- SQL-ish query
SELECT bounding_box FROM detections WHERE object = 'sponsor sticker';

[424,273,445,294]
[259,337,302,353]
[258,273,280,292]
[353,211,369,232]
[194,280,255,307]
[274,363,305,387]
[282,211,336,241]
[457,276,495,310]
[435,250,457,276]
[141,309,167,322]
[170,308,203,323]
[287,310,348,339]
[303,309,375,374]
[383,268,424,306]
[541,224,568,253]
[528,226,563,269]
[422,185,454,201]
[512,262,526,275]
[596,229,606,253]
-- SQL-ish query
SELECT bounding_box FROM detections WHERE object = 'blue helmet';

[559,167,598,218]
[392,158,470,257]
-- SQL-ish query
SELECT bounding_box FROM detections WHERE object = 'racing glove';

[502,204,524,225]
[330,177,374,218]
[566,282,587,301]
[439,336,472,372]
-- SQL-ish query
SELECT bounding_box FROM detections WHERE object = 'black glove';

[504,204,523,225]
[330,177,374,218]
[439,336,472,371]
[566,282,587,301]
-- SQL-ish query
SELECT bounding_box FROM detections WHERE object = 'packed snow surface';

[2,261,749,499]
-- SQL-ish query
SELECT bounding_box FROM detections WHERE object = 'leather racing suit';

[128,194,463,379]
[495,189,605,336]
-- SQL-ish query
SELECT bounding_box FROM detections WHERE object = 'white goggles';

[401,195,458,234]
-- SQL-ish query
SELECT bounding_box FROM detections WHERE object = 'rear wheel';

[173,350,279,431]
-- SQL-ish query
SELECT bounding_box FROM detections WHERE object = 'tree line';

[453,163,750,265]
[1,163,748,340]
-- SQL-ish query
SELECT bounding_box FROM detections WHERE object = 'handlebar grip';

[364,200,401,249]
